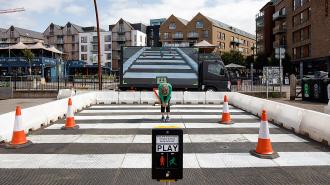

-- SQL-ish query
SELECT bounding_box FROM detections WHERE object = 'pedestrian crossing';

[0,104,329,184]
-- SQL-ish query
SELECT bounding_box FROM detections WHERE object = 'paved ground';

[271,98,328,113]
[0,104,329,185]
[0,98,55,114]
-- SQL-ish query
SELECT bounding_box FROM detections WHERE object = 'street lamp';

[93,0,102,90]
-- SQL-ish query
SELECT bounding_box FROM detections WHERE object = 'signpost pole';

[250,63,253,91]
[279,48,282,95]
[266,67,269,99]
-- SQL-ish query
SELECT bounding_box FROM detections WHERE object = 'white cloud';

[64,4,87,15]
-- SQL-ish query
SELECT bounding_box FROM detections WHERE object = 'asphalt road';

[0,104,329,185]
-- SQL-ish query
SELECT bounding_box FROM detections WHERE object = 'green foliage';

[221,50,244,66]
[21,49,34,62]
[244,55,255,68]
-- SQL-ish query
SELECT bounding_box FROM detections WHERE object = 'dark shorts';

[161,97,171,113]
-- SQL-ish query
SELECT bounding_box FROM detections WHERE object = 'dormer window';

[169,23,176,30]
[196,21,204,28]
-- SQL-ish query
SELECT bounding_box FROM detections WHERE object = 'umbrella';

[225,63,245,68]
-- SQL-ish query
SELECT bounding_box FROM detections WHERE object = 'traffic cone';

[220,95,233,124]
[6,106,32,149]
[61,98,79,130]
[250,110,279,159]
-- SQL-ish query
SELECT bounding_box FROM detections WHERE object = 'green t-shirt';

[158,83,172,103]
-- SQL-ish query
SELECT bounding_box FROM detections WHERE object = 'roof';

[205,16,255,40]
[177,17,189,26]
[68,22,84,32]
[10,26,43,40]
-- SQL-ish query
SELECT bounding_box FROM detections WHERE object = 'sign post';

[275,47,285,95]
[152,128,183,183]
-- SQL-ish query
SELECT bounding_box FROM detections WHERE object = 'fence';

[0,75,119,91]
[231,79,283,92]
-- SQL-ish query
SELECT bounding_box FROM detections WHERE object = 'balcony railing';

[273,26,287,35]
[172,34,184,39]
[117,36,126,42]
[273,40,287,48]
[273,10,287,21]
[230,39,243,45]
[187,32,199,39]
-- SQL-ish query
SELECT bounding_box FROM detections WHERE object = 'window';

[208,63,221,76]
[92,36,98,42]
[219,42,225,49]
[81,36,87,43]
[221,33,225,40]
[163,32,169,39]
[140,35,142,42]
[81,45,87,52]
[203,30,209,38]
[169,22,176,30]
[81,54,87,60]
[106,53,111,60]
[104,35,111,42]
[134,35,137,42]
[196,21,204,28]
[105,44,111,51]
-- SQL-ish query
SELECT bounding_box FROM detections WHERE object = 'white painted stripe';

[45,123,278,130]
[74,114,256,120]
[27,134,307,143]
[0,152,329,168]
[80,109,244,113]
[90,105,232,109]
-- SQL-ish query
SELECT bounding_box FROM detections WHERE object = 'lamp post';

[93,0,102,90]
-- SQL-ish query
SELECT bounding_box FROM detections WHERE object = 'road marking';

[89,105,232,109]
[74,114,257,120]
[80,109,244,113]
[27,134,306,143]
[45,123,278,130]
[0,152,329,168]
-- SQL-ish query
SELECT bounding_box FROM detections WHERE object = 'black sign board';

[152,128,183,181]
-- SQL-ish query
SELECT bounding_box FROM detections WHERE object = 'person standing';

[158,83,172,122]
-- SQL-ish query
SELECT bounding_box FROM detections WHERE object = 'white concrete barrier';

[300,110,330,144]
[118,92,141,104]
[57,89,75,99]
[171,92,184,104]
[0,92,96,142]
[140,92,159,104]
[205,92,226,104]
[184,92,206,104]
[97,91,119,104]
[325,101,330,114]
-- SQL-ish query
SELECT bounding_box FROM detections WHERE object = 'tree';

[245,55,255,68]
[21,49,34,77]
[221,50,244,66]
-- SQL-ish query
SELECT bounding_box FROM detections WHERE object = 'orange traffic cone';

[220,95,233,124]
[61,98,79,130]
[6,106,32,149]
[250,110,279,159]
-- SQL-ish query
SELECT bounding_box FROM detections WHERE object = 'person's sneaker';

[165,116,170,122]
[161,116,165,122]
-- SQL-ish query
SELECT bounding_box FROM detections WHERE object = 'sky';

[0,0,269,34]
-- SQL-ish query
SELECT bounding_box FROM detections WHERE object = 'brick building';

[159,13,256,56]
[257,0,330,75]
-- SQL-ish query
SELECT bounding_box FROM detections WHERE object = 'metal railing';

[0,75,119,91]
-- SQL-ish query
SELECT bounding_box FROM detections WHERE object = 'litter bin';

[302,79,312,101]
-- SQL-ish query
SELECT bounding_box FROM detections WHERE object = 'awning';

[47,46,63,54]
[8,42,29,50]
